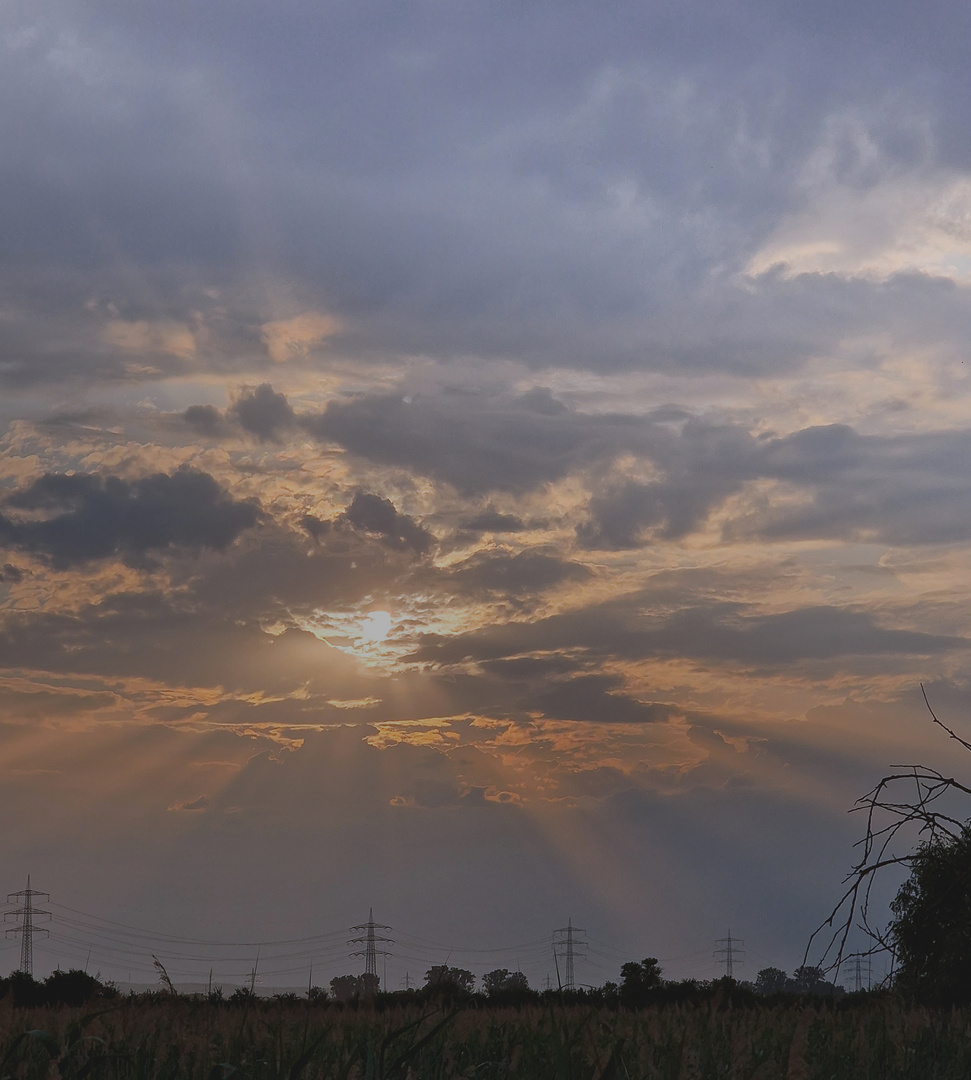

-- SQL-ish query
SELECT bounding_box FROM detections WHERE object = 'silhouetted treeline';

[0,958,849,1011]
[0,969,118,1008]
[754,965,845,998]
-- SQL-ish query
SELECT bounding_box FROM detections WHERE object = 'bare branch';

[922,683,971,754]
[808,688,971,976]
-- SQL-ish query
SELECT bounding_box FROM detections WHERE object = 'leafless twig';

[807,685,971,977]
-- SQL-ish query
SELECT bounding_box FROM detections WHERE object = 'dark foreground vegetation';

[0,976,968,1080]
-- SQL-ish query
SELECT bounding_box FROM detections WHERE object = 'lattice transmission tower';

[553,917,586,990]
[348,908,393,993]
[713,930,745,979]
[850,955,872,992]
[5,877,50,977]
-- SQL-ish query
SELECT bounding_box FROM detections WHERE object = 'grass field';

[0,989,967,1079]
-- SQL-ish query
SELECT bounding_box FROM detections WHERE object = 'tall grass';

[0,992,967,1079]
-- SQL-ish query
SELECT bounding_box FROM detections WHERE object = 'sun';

[358,610,393,643]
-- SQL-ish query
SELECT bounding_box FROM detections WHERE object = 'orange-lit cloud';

[260,312,343,363]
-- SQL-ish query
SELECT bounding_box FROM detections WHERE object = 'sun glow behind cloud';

[358,610,393,643]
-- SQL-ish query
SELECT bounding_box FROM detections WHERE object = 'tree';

[44,968,110,1007]
[424,965,474,993]
[791,965,824,994]
[755,967,788,995]
[888,826,971,1002]
[8,971,45,1009]
[812,687,971,993]
[483,968,529,995]
[329,974,360,1001]
[619,957,663,1004]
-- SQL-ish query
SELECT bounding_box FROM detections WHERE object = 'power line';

[48,903,350,948]
[348,908,393,993]
[713,930,745,980]
[6,877,51,977]
[553,918,586,991]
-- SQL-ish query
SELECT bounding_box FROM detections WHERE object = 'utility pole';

[348,908,393,994]
[553,917,586,991]
[5,877,50,978]
[713,930,745,980]
[248,947,260,995]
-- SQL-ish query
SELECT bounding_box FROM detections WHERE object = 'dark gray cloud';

[582,422,971,548]
[167,380,971,551]
[410,598,963,671]
[0,468,261,567]
[4,1,971,390]
[305,386,648,494]
[228,383,297,442]
[182,404,231,437]
[527,674,674,725]
[461,508,527,533]
[177,378,971,549]
[338,492,433,555]
[445,550,590,595]
[0,588,373,698]
[151,384,971,556]
[578,419,754,546]
[736,426,971,545]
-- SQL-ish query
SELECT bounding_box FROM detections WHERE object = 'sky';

[2,0,971,992]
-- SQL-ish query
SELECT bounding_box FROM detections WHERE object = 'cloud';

[461,508,527,533]
[579,420,971,549]
[409,598,963,672]
[445,550,590,595]
[228,383,297,441]
[259,312,342,363]
[0,468,260,566]
[527,675,674,725]
[182,404,231,437]
[5,0,971,981]
[303,386,649,494]
[168,794,209,812]
[338,492,433,554]
[103,318,196,360]
[739,425,971,546]
[578,420,753,546]
[176,381,971,551]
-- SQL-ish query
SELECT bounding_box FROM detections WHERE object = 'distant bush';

[44,968,115,1007]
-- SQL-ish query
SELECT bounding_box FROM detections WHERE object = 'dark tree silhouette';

[44,968,111,1007]
[755,967,788,995]
[812,686,971,995]
[889,826,971,1002]
[619,958,663,1004]
[482,968,529,995]
[424,965,475,993]
[329,974,361,1001]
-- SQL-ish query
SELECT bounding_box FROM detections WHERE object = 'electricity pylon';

[5,877,50,977]
[348,908,393,992]
[553,917,586,990]
[713,930,745,979]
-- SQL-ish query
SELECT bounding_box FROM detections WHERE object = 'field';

[0,990,968,1080]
